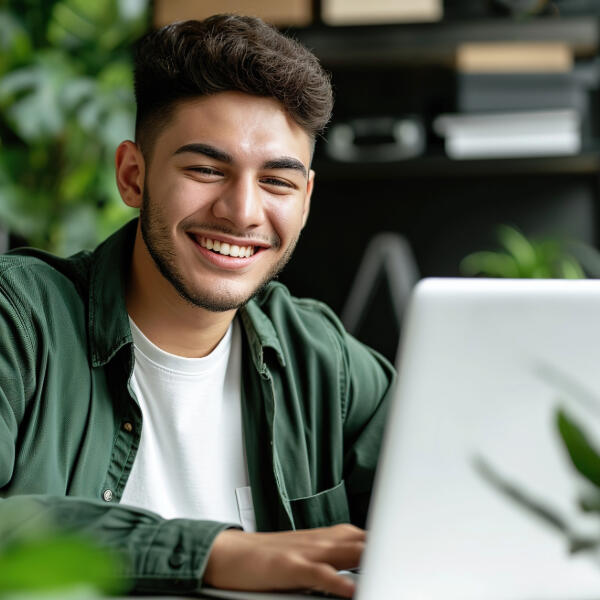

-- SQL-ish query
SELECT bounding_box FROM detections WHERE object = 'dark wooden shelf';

[292,17,599,67]
[312,148,600,179]
[296,18,600,177]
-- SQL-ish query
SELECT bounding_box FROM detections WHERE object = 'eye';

[260,177,295,190]
[186,166,224,179]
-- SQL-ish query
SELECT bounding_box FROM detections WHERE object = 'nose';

[211,174,265,230]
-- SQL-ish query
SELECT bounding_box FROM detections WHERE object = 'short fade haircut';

[133,14,333,158]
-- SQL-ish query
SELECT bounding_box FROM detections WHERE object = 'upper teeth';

[199,236,255,258]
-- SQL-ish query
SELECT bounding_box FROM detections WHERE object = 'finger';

[305,540,365,570]
[294,523,366,543]
[326,523,366,543]
[301,561,356,599]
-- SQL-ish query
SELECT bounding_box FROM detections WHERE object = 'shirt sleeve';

[338,319,397,529]
[0,280,236,594]
[0,494,233,593]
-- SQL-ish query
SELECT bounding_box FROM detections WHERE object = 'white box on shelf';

[322,0,442,25]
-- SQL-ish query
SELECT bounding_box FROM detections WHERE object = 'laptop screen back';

[358,278,600,600]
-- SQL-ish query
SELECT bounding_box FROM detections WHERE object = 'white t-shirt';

[120,317,256,530]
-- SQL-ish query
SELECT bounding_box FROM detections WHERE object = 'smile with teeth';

[198,236,256,258]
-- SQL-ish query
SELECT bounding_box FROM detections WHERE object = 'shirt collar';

[88,218,136,367]
[88,218,285,370]
[239,298,286,372]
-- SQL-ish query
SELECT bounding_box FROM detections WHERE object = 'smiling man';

[0,15,395,598]
[122,92,314,351]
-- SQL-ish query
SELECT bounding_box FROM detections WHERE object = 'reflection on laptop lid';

[359,278,600,600]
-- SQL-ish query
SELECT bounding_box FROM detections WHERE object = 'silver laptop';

[201,278,600,600]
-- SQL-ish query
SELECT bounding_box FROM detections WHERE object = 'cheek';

[151,178,206,221]
[265,201,305,243]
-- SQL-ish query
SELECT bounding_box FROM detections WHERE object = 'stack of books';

[434,109,580,159]
[434,42,585,160]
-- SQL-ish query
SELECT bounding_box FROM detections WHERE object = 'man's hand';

[203,524,365,598]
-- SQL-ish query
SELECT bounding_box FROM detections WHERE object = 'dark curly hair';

[133,15,333,158]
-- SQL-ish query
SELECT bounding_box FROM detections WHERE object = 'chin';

[177,280,260,312]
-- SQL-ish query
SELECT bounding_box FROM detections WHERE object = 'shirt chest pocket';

[288,480,351,530]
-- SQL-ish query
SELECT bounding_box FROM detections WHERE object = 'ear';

[301,169,315,229]
[115,141,145,208]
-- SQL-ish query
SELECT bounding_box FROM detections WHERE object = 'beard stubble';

[139,187,299,312]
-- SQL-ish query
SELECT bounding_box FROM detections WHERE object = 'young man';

[0,15,394,597]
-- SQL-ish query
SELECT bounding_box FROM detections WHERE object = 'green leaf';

[0,535,125,594]
[567,240,600,278]
[0,51,79,141]
[460,226,588,280]
[48,0,148,53]
[0,10,33,71]
[76,94,103,131]
[0,0,147,254]
[99,107,134,149]
[556,408,600,488]
[0,184,50,239]
[97,60,134,93]
[530,264,551,278]
[578,492,600,513]
[52,204,100,254]
[558,256,586,280]
[48,1,98,49]
[460,251,520,278]
[497,225,537,272]
[59,162,96,202]
[60,76,96,111]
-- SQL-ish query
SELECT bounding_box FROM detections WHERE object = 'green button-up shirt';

[0,219,395,594]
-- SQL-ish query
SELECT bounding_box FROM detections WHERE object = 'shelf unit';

[278,15,600,356]
[292,17,599,66]
[312,149,600,179]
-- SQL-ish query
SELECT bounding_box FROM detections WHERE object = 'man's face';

[138,91,314,312]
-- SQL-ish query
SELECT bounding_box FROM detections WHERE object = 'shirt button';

[169,552,185,569]
[123,422,133,433]
[103,489,113,502]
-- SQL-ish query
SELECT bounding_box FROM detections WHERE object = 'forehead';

[153,92,313,166]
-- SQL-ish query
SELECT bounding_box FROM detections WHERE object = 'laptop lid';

[357,278,600,600]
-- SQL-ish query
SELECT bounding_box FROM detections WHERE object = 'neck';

[126,225,236,358]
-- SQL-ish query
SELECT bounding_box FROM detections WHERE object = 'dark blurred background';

[3,0,600,360]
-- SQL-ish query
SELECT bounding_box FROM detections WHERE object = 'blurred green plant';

[0,500,127,597]
[0,0,149,255]
[460,224,587,279]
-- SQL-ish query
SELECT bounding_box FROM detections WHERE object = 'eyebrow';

[173,143,308,179]
[173,143,232,163]
[263,157,307,179]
